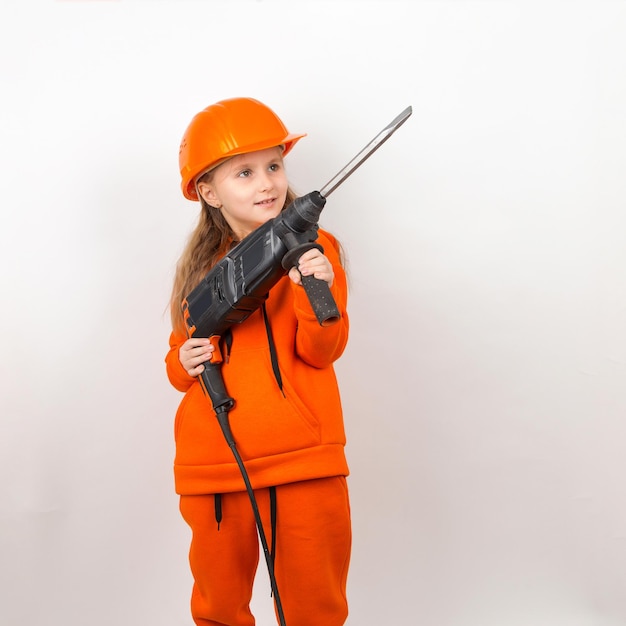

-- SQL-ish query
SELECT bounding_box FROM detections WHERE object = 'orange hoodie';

[165,230,350,495]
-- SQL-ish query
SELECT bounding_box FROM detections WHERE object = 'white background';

[1,1,626,625]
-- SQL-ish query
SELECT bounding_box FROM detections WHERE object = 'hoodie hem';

[174,443,349,495]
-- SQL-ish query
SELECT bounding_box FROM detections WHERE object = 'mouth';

[255,197,277,207]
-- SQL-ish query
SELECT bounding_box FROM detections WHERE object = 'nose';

[258,171,273,192]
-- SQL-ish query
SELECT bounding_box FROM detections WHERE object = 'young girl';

[166,97,351,626]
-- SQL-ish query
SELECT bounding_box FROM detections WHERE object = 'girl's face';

[198,147,289,240]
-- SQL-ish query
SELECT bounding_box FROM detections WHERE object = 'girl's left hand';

[288,248,334,287]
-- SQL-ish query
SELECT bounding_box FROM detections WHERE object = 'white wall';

[1,1,626,624]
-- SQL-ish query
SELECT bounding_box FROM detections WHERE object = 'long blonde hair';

[169,174,298,332]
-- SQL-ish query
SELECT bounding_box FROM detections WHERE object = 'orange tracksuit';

[165,230,351,626]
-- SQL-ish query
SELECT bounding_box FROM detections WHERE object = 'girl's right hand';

[179,337,215,377]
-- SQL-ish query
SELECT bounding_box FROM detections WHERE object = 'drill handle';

[282,243,340,326]
[300,274,341,326]
[199,357,235,414]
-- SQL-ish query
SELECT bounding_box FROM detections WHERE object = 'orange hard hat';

[179,97,306,201]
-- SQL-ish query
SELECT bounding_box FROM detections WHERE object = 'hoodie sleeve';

[291,230,349,369]
[165,328,197,392]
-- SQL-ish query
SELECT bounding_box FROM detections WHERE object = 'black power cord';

[199,359,287,626]
[214,408,287,626]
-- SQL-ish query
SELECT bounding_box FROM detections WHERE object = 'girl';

[166,97,351,626]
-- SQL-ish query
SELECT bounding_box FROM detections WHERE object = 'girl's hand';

[179,337,214,377]
[288,248,334,287]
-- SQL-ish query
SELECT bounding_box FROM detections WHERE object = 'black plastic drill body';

[182,190,328,341]
[183,104,413,408]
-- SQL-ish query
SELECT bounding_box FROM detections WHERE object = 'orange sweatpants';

[179,476,352,626]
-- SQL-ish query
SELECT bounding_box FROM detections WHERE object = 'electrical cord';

[215,407,287,626]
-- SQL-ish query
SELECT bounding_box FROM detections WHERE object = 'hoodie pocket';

[223,347,321,457]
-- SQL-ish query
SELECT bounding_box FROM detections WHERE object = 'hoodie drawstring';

[262,304,284,395]
[214,487,278,568]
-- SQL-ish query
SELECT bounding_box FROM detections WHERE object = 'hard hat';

[179,97,306,201]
